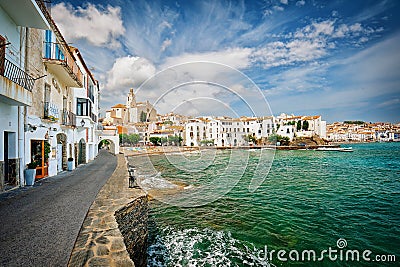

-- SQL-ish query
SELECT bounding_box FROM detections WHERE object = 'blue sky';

[51,0,400,122]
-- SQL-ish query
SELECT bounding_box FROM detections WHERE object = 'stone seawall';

[115,196,148,267]
[68,153,148,267]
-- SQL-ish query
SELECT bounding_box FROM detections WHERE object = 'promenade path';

[0,150,117,266]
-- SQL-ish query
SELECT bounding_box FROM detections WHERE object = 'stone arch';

[78,138,86,165]
[56,133,67,171]
[97,136,118,155]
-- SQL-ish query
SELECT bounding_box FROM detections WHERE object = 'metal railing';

[0,57,35,91]
[61,109,76,127]
[90,112,97,123]
[43,42,82,85]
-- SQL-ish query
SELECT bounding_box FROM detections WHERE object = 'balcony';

[90,112,97,123]
[43,42,82,87]
[0,57,33,106]
[61,109,76,127]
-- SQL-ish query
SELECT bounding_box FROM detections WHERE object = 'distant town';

[101,89,400,147]
[0,0,399,194]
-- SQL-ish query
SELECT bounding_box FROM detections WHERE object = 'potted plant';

[67,157,74,171]
[24,161,37,186]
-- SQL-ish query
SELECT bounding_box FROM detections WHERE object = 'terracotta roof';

[111,104,126,108]
[303,115,321,120]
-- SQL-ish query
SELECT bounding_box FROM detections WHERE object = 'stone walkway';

[69,154,146,267]
[0,150,117,266]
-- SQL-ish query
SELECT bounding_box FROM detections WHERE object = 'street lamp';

[80,119,85,127]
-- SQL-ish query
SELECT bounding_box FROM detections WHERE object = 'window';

[77,98,91,116]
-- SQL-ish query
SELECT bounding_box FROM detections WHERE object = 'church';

[104,88,157,125]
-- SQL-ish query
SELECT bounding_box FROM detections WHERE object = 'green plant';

[297,120,302,131]
[243,134,257,143]
[200,139,214,145]
[149,137,161,146]
[44,141,51,161]
[27,161,37,169]
[302,120,309,131]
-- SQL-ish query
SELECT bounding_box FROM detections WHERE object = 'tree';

[268,134,290,145]
[140,111,147,122]
[120,133,141,145]
[200,139,214,146]
[149,137,161,146]
[302,120,309,131]
[160,137,168,145]
[243,134,257,144]
[119,133,128,145]
[128,134,141,145]
[297,120,302,131]
[169,135,183,146]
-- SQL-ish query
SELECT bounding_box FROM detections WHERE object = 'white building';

[23,2,101,180]
[185,119,206,146]
[0,0,49,191]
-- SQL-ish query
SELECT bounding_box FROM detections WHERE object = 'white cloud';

[52,3,125,48]
[273,5,284,11]
[377,98,400,108]
[106,56,156,92]
[161,39,172,52]
[280,0,289,5]
[296,0,305,7]
[252,39,327,68]
[161,47,253,70]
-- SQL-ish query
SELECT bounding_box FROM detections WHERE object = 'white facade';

[0,0,49,190]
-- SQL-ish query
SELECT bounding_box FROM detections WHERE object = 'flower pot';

[24,169,36,186]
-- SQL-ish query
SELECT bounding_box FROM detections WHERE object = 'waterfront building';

[185,119,207,146]
[126,88,157,123]
[0,0,49,190]
[327,121,400,142]
[70,46,100,164]
[23,1,100,179]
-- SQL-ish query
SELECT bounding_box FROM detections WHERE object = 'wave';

[148,227,271,267]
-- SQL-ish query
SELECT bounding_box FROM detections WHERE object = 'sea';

[129,143,399,266]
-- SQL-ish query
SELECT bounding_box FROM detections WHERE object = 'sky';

[49,0,400,123]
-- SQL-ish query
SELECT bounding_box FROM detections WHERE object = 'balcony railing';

[43,42,82,85]
[62,109,76,127]
[90,112,97,123]
[0,57,34,91]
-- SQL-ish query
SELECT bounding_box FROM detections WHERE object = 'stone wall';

[68,154,148,267]
[115,195,148,267]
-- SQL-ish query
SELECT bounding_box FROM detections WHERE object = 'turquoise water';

[131,143,400,266]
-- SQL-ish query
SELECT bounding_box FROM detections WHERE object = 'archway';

[97,133,119,155]
[78,138,86,165]
[221,139,225,147]
[56,133,67,171]
[97,138,116,155]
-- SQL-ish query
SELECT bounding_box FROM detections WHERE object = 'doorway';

[31,140,48,179]
[4,132,18,187]
[78,139,86,165]
[56,133,67,171]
